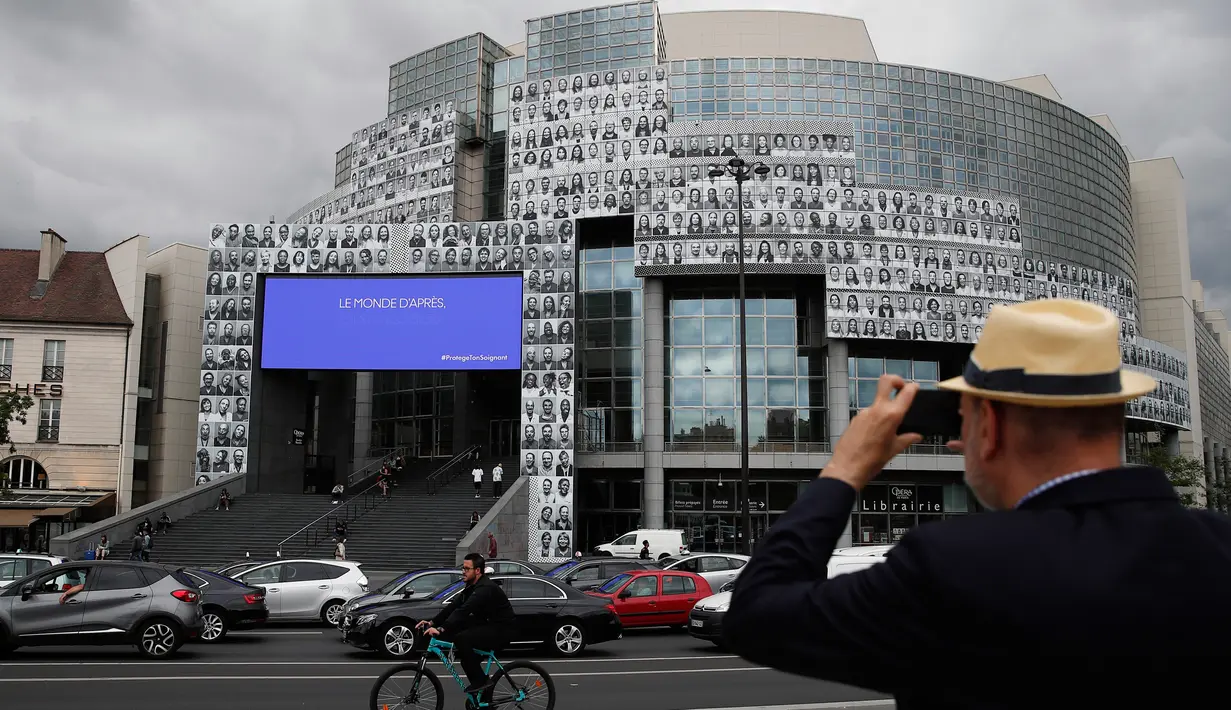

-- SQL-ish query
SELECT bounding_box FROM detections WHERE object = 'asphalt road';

[0,623,892,710]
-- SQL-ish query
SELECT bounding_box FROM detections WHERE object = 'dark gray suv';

[0,561,204,658]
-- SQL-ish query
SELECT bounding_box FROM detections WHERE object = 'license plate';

[690,619,703,628]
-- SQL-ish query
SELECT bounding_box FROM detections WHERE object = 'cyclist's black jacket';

[431,576,515,633]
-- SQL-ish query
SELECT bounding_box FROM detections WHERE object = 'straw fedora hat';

[937,299,1156,407]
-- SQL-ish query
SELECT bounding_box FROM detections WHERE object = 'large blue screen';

[261,275,523,370]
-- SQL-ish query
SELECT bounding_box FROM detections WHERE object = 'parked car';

[338,568,462,622]
[658,553,747,589]
[0,560,204,658]
[828,545,894,577]
[231,559,368,625]
[183,569,269,642]
[593,529,690,560]
[487,559,547,576]
[340,574,623,658]
[0,554,69,589]
[543,557,660,591]
[585,569,712,628]
[213,560,268,578]
[687,578,736,646]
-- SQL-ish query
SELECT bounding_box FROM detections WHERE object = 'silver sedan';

[659,553,749,589]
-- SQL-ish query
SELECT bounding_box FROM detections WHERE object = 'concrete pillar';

[1164,430,1181,458]
[1204,438,1215,510]
[827,339,851,445]
[642,277,666,528]
[352,372,374,462]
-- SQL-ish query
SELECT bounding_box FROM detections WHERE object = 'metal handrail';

[276,478,391,558]
[426,445,481,495]
[347,446,410,489]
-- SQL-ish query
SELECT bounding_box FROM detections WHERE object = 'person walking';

[128,531,144,561]
[487,532,498,559]
[471,464,484,499]
[333,537,346,560]
[491,462,504,498]
[722,300,1231,708]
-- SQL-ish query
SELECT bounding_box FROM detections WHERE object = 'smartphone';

[897,388,963,438]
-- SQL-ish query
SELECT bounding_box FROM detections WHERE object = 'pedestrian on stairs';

[333,537,346,560]
[492,463,503,498]
[472,464,484,498]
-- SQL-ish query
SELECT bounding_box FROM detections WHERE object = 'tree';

[1142,447,1208,508]
[0,391,34,496]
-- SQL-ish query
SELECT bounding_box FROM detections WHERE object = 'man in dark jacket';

[418,553,514,694]
[723,299,1231,707]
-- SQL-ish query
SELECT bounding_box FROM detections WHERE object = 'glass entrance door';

[489,419,517,459]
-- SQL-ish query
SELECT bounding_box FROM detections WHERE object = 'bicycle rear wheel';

[482,660,555,709]
[370,663,444,710]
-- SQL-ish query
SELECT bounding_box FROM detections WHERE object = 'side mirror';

[617,590,631,600]
[403,589,415,598]
[20,584,34,601]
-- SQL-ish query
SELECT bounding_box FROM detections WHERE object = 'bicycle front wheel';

[483,660,556,710]
[370,663,444,710]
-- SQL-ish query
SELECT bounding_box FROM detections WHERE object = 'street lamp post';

[710,158,770,556]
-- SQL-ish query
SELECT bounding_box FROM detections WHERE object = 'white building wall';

[145,243,208,499]
[103,235,148,513]
[0,323,130,491]
[1131,157,1203,459]
[659,11,877,62]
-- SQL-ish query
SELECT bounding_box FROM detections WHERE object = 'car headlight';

[355,614,378,627]
[713,601,729,612]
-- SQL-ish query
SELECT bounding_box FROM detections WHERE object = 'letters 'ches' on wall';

[506,66,671,221]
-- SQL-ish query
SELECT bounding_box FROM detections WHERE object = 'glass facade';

[369,371,456,459]
[665,57,1134,284]
[578,232,644,450]
[848,356,939,416]
[665,289,827,452]
[485,55,526,219]
[525,2,659,82]
[386,33,510,122]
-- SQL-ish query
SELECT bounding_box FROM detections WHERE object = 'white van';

[594,529,689,560]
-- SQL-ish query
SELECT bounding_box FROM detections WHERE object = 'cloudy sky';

[1,0,1228,306]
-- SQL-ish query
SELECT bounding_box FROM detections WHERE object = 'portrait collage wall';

[201,217,576,563]
[506,65,671,222]
[1124,337,1191,429]
[296,100,460,227]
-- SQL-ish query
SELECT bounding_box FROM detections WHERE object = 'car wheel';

[320,599,346,626]
[379,621,418,659]
[550,620,586,657]
[657,552,671,560]
[199,608,228,643]
[137,620,182,658]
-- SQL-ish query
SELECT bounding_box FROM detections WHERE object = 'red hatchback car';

[586,570,711,628]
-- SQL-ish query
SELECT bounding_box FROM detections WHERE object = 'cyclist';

[416,553,515,695]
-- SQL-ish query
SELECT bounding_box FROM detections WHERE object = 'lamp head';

[753,163,771,176]
[707,169,726,178]
[727,157,746,170]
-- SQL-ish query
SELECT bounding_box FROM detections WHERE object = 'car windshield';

[544,561,579,578]
[433,580,466,600]
[598,573,632,593]
[378,573,416,594]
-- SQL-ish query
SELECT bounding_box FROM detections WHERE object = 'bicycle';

[370,630,555,710]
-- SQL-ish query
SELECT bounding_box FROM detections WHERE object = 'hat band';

[963,360,1122,396]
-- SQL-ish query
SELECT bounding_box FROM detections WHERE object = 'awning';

[36,507,75,518]
[0,509,37,527]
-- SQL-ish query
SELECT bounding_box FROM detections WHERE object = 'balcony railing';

[0,364,10,381]
[42,366,64,382]
[37,426,59,442]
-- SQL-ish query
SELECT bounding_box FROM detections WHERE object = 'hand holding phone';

[896,389,963,439]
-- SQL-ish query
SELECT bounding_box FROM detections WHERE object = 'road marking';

[0,654,740,668]
[0,667,770,682]
[684,702,894,710]
[232,631,323,636]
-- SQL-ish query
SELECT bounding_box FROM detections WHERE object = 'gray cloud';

[1,0,1227,311]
